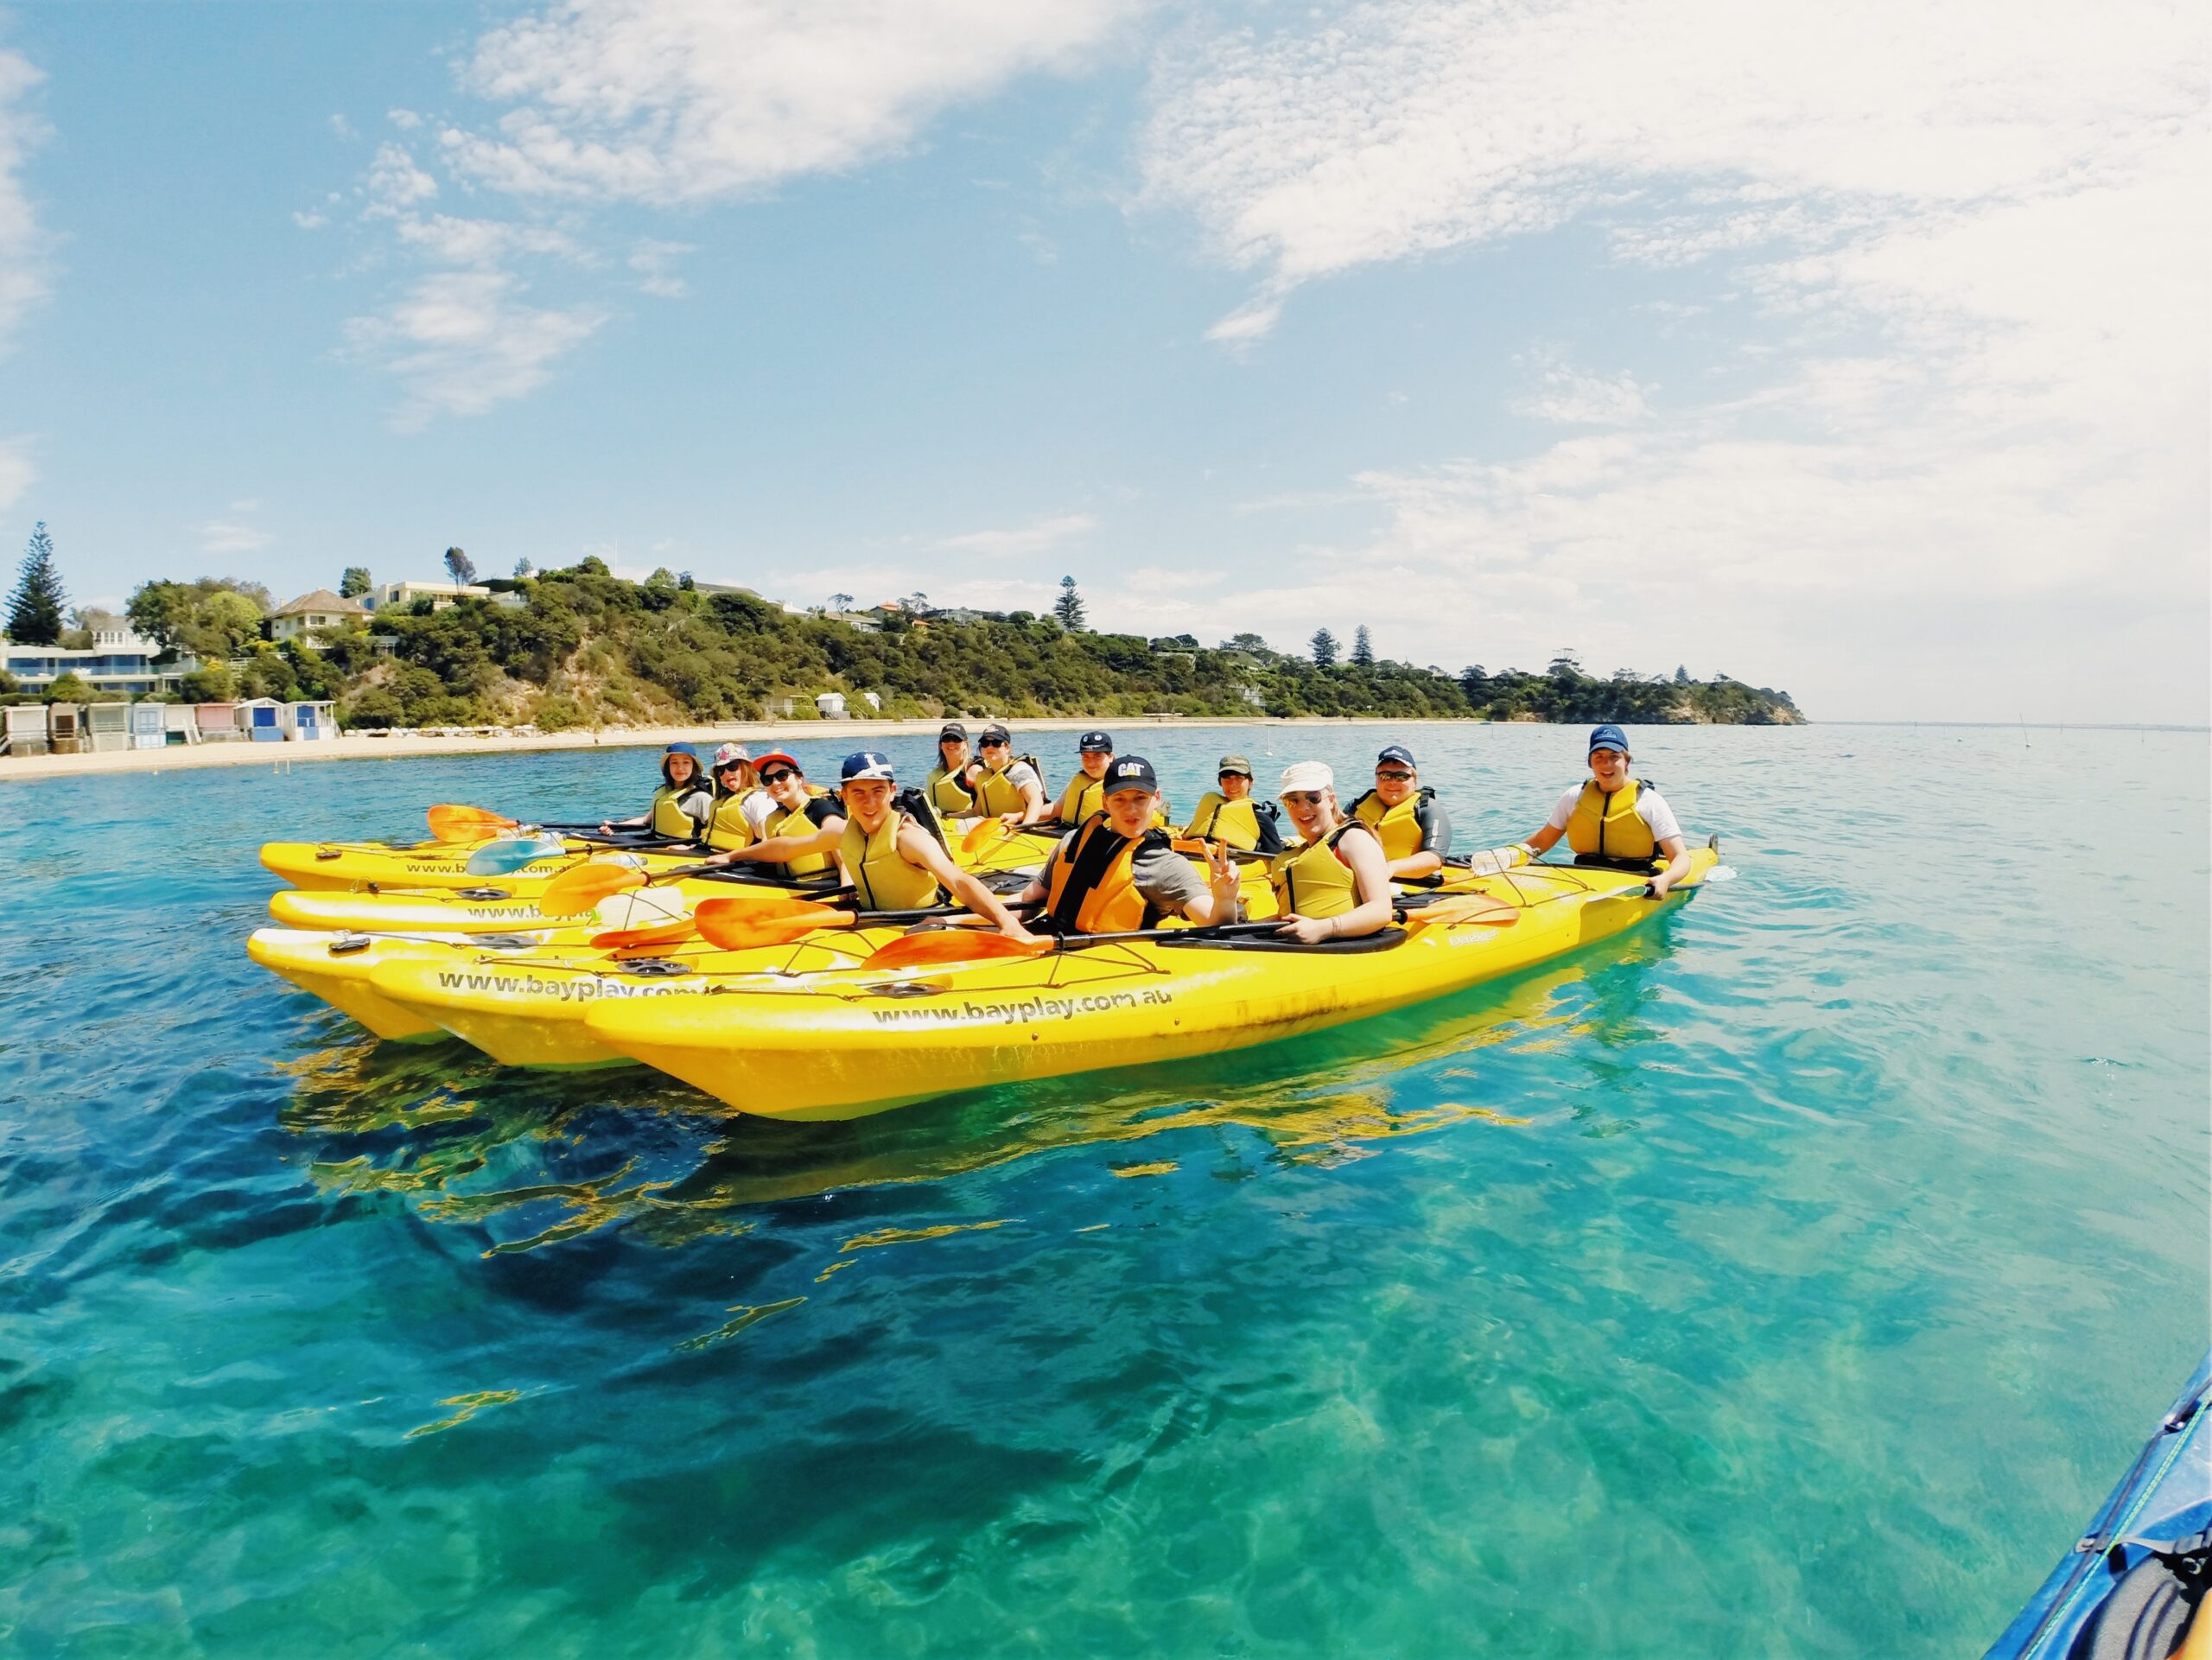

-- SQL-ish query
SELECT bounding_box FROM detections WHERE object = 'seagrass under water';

[1,722,2203,1656]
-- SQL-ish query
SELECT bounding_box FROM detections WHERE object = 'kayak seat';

[1155,927,1408,955]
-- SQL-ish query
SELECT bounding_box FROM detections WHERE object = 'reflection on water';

[276,924,1684,1261]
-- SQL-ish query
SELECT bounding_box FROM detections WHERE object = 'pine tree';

[8,522,65,645]
[339,566,372,598]
[1351,625,1374,667]
[444,546,477,584]
[1053,576,1087,632]
[1310,626,1338,668]
[1674,665,1690,684]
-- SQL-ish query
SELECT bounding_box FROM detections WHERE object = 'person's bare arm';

[1649,836,1692,898]
[901,824,1037,941]
[706,821,842,867]
[1277,829,1395,942]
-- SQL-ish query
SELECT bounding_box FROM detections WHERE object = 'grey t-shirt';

[1131,843,1207,916]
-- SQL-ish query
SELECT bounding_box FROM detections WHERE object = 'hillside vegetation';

[121,560,1803,728]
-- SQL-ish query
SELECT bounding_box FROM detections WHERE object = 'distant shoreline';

[0,712,1820,785]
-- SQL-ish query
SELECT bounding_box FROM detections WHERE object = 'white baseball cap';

[1278,761,1333,795]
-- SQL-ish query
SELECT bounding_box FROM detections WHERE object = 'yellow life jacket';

[1269,823,1367,919]
[1565,779,1657,862]
[840,811,942,913]
[763,796,836,878]
[1348,786,1436,862]
[973,754,1041,817]
[926,763,978,817]
[1043,817,1167,934]
[1055,771,1107,826]
[704,792,755,853]
[650,782,704,840]
[1183,792,1262,851]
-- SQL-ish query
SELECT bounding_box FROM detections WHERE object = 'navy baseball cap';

[1077,730,1114,753]
[841,751,896,782]
[1103,755,1158,793]
[938,721,967,741]
[1587,723,1630,755]
[980,723,1012,744]
[1376,745,1416,768]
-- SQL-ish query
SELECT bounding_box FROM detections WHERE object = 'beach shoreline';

[0,715,1478,784]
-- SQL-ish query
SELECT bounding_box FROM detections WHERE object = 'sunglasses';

[1376,768,1414,781]
[716,761,748,773]
[980,741,1009,750]
[1281,791,1325,806]
[760,769,798,785]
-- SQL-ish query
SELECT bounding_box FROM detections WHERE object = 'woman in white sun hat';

[1266,761,1395,944]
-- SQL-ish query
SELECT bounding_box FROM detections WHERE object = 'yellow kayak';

[261,823,1066,932]
[257,861,1277,1067]
[582,852,1720,1121]
[258,836,694,894]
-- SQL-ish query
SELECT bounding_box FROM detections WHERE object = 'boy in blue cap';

[709,751,1034,937]
[1522,724,1692,896]
[1344,743,1452,879]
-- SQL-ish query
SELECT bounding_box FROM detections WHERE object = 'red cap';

[753,751,801,773]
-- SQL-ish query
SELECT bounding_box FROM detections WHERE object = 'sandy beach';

[0,715,1338,784]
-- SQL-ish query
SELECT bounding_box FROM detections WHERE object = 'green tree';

[43,670,92,703]
[127,579,270,659]
[9,522,65,645]
[444,546,476,585]
[829,591,854,614]
[1351,625,1374,667]
[1054,576,1087,632]
[1310,626,1339,668]
[513,557,534,580]
[339,566,372,598]
[1675,665,1690,684]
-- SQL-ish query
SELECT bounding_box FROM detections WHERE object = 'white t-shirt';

[1545,783,1682,847]
[740,789,776,835]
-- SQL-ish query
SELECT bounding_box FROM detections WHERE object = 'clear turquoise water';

[2,722,2204,1657]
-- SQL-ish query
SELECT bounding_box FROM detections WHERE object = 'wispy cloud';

[933,512,1097,558]
[0,46,49,354]
[1514,356,1653,428]
[344,270,607,430]
[443,0,1148,202]
[197,519,274,554]
[329,2,1146,424]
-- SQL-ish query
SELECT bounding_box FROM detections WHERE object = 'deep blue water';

[1,722,2204,1657]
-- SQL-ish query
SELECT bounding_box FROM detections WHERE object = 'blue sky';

[0,0,2204,722]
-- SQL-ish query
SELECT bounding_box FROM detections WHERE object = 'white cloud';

[229,498,260,512]
[329,112,357,142]
[0,48,49,355]
[197,520,274,554]
[628,238,690,297]
[392,212,581,266]
[364,141,438,211]
[292,209,327,231]
[344,270,607,429]
[442,0,1147,203]
[1131,0,2208,718]
[0,436,33,512]
[1515,357,1653,427]
[933,512,1098,558]
[387,108,423,131]
[1141,0,2203,325]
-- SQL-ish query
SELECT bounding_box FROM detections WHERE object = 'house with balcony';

[3,629,199,695]
[270,589,369,641]
[362,579,492,614]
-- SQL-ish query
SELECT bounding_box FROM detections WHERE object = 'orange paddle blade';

[538,859,647,917]
[428,803,518,843]
[961,817,1010,855]
[588,918,697,951]
[865,929,1048,970]
[693,897,849,951]
[1406,894,1519,932]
